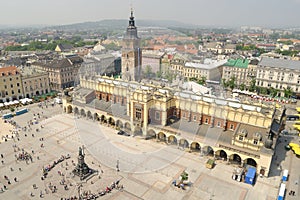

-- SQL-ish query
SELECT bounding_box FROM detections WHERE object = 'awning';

[289,143,300,148]
[293,124,300,130]
[296,107,300,112]
[293,147,300,155]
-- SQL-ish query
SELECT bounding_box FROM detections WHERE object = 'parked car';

[117,130,130,136]
[286,115,299,121]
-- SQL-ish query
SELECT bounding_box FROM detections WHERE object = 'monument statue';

[72,146,94,180]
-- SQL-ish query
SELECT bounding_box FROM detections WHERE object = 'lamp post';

[77,183,82,200]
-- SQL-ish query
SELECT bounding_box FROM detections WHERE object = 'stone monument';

[72,146,94,180]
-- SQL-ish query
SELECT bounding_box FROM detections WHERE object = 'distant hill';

[51,19,198,31]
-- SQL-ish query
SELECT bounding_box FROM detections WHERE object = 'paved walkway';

[0,103,287,199]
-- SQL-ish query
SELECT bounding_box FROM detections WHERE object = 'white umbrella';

[4,102,9,106]
[0,103,4,107]
[13,100,19,104]
[20,100,27,105]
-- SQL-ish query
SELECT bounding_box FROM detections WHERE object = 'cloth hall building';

[62,11,285,177]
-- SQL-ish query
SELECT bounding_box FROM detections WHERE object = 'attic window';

[240,129,248,137]
[254,132,262,141]
[238,135,244,141]
[253,139,258,145]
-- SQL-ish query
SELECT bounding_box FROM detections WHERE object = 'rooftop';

[20,66,48,77]
[0,66,19,76]
[259,57,300,70]
[185,59,227,70]
[224,59,249,69]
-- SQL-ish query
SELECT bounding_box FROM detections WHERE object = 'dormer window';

[253,132,262,145]
[238,129,248,141]
[253,139,258,145]
[239,135,244,141]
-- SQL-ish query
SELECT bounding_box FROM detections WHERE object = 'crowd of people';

[42,154,71,177]
[63,180,123,200]
[0,101,126,199]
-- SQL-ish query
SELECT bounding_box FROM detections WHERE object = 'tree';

[284,87,293,98]
[268,87,279,97]
[180,171,189,182]
[228,77,236,90]
[156,70,162,78]
[144,65,153,78]
[197,76,207,85]
[239,83,246,91]
[249,78,256,92]
[165,70,175,82]
[259,87,268,95]
[222,78,229,88]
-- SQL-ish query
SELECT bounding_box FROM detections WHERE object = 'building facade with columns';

[63,74,284,177]
[0,66,23,102]
[256,57,300,95]
[62,11,285,177]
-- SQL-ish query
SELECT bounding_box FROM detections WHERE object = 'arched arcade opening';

[245,158,257,168]
[229,154,242,165]
[202,146,214,156]
[116,120,123,129]
[179,139,189,148]
[168,135,177,145]
[215,150,228,161]
[190,142,201,151]
[157,132,166,142]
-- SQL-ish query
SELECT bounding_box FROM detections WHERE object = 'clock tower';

[121,9,142,81]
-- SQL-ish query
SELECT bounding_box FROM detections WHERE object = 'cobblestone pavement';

[0,102,295,199]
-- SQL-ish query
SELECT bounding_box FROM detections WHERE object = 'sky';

[1,0,300,28]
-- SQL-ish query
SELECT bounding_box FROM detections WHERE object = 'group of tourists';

[42,154,71,177]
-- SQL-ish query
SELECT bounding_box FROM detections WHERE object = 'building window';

[253,139,258,145]
[11,84,13,88]
[238,135,244,141]
[17,83,20,87]
[12,90,14,95]
[193,115,197,121]
[4,85,7,89]
[18,89,21,93]
[205,118,209,124]
[155,111,160,120]
[230,124,234,130]
[135,108,142,120]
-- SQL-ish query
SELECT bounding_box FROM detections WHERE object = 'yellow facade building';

[62,11,284,177]
[0,66,23,102]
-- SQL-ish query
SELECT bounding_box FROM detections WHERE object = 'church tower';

[121,9,142,81]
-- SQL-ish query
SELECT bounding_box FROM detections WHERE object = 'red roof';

[0,66,19,76]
